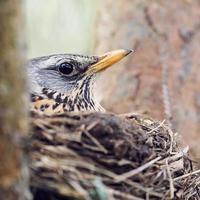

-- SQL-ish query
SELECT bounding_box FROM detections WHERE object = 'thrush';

[28,49,132,115]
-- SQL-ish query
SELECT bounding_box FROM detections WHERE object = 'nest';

[29,112,200,200]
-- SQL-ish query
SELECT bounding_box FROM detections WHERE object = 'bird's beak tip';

[125,49,134,55]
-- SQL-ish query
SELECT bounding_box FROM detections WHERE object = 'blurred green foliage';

[25,0,98,58]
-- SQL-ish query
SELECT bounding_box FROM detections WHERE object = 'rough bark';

[0,0,30,199]
[96,0,200,160]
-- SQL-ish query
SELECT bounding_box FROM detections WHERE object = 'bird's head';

[28,49,133,111]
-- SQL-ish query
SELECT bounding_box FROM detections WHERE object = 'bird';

[28,49,133,115]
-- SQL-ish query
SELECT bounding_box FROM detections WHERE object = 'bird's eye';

[58,62,74,75]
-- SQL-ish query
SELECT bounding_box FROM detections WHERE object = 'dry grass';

[29,112,200,200]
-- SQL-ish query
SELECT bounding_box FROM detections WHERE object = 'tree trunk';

[96,0,200,160]
[0,0,30,199]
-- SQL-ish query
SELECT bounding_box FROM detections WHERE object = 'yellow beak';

[86,49,133,74]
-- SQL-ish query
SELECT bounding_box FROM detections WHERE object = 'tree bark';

[96,0,200,160]
[0,0,30,199]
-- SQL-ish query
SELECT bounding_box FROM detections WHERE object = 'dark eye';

[58,62,74,75]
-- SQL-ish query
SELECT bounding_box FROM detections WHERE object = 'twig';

[167,126,174,154]
[107,188,144,200]
[83,130,108,154]
[166,159,175,199]
[115,156,161,182]
[147,120,165,134]
[126,180,163,198]
[173,169,200,182]
[162,63,173,129]
[168,146,189,162]
[69,180,91,200]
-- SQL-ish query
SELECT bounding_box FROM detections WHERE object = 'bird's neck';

[31,81,104,114]
[72,75,104,112]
